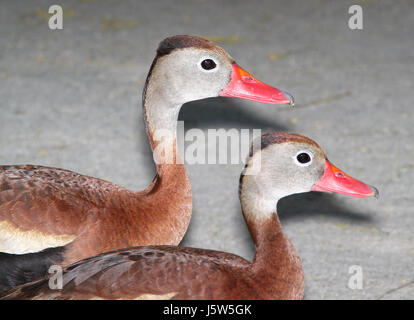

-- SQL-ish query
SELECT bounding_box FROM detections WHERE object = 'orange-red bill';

[312,160,379,198]
[219,64,294,105]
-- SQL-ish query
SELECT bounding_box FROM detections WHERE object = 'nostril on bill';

[242,76,254,82]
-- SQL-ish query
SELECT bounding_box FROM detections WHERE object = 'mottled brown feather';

[0,161,190,265]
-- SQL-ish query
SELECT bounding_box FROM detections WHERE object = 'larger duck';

[1,133,378,300]
[0,35,293,293]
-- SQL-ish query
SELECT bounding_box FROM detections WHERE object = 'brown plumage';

[0,163,190,261]
[1,228,302,300]
[1,133,377,300]
[0,35,294,292]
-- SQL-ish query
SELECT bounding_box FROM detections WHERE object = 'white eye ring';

[293,150,313,167]
[198,56,219,73]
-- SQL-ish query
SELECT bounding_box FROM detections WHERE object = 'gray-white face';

[150,47,234,105]
[251,141,326,200]
[240,133,378,222]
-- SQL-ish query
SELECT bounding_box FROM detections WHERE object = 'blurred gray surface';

[0,0,413,299]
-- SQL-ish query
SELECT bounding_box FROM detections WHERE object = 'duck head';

[145,35,293,106]
[241,133,378,213]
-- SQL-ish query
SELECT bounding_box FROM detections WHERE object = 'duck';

[0,35,294,294]
[0,132,378,300]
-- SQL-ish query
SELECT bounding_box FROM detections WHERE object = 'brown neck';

[240,173,304,299]
[246,211,304,299]
[143,85,188,191]
[131,74,192,245]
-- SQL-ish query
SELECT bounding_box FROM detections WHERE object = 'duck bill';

[312,160,379,198]
[219,64,294,105]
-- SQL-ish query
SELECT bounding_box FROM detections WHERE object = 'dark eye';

[296,153,311,164]
[201,59,216,70]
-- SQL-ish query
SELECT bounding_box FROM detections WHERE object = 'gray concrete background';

[0,0,413,299]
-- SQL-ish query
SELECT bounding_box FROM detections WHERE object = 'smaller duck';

[1,132,378,300]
